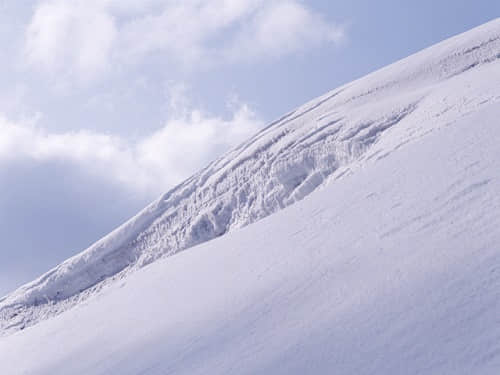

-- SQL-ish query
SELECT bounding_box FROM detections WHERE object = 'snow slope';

[0,88,499,375]
[0,19,499,370]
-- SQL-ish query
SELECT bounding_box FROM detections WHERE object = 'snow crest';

[1,18,500,334]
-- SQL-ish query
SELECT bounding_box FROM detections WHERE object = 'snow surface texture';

[1,18,500,343]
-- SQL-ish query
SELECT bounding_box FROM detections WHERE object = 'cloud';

[23,0,344,82]
[0,98,264,196]
[24,0,117,81]
[225,1,344,62]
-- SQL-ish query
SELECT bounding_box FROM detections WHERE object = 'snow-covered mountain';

[1,18,500,374]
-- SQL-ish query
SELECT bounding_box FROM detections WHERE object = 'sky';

[0,0,498,297]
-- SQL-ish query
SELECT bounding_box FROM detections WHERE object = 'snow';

[0,18,499,374]
[1,101,499,374]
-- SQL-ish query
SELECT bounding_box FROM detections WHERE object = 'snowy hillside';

[1,76,499,375]
[0,18,499,371]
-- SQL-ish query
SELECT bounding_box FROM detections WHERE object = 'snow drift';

[0,19,499,373]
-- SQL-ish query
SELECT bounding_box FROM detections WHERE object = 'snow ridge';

[1,18,500,334]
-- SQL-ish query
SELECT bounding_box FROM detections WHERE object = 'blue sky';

[0,0,498,296]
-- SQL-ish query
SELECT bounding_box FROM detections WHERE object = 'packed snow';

[0,18,499,374]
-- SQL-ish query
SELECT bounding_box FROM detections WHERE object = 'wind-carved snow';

[1,18,500,334]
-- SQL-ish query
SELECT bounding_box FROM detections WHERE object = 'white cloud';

[25,0,117,81]
[0,99,264,196]
[226,1,344,62]
[14,0,343,194]
[23,0,344,82]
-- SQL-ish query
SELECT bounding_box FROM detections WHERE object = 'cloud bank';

[24,0,345,82]
[0,100,264,196]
